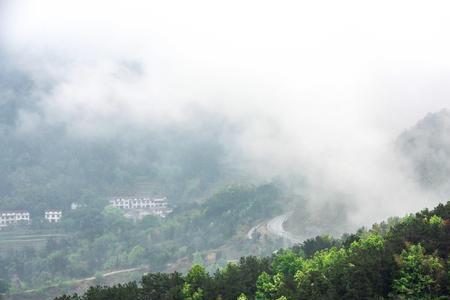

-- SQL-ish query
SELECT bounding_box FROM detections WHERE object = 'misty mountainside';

[397,109,450,195]
[54,201,450,300]
[0,62,237,213]
[4,56,450,299]
[284,195,351,239]
[0,58,288,298]
[282,108,450,239]
[4,1,450,299]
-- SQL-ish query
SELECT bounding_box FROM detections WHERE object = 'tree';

[301,235,336,258]
[182,265,209,300]
[214,256,272,299]
[272,250,304,277]
[237,294,248,300]
[342,234,388,298]
[255,272,284,300]
[392,244,444,299]
[182,283,203,300]
[82,282,139,300]
[140,272,184,300]
[271,250,303,299]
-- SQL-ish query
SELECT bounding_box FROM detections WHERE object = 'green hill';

[52,201,450,300]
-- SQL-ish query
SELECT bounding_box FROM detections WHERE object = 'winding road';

[248,213,303,244]
[247,223,262,239]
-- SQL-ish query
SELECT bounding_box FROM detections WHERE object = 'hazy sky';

[2,1,450,131]
[2,0,450,226]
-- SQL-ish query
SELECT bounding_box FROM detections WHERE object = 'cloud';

[2,0,450,228]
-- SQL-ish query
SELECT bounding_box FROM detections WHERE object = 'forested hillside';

[0,184,282,294]
[54,201,450,300]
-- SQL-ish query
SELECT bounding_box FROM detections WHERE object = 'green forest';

[0,184,283,293]
[53,201,450,300]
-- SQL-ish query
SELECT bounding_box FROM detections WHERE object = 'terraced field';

[0,229,69,251]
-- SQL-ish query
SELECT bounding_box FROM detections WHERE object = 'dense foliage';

[55,202,450,299]
[0,184,282,292]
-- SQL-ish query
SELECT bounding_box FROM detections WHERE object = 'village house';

[0,211,31,228]
[109,197,172,218]
[45,210,62,223]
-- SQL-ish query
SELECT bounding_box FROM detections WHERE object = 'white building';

[109,197,172,217]
[45,210,62,223]
[0,211,31,228]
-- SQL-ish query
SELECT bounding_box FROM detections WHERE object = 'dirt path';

[16,266,147,295]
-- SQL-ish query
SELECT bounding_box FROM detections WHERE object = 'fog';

[2,0,450,228]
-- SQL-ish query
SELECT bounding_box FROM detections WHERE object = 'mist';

[2,0,450,230]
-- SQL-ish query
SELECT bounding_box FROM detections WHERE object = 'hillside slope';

[54,201,450,300]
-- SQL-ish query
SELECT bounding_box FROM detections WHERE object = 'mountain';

[396,109,450,195]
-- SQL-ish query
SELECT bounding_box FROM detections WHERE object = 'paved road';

[266,213,303,244]
[247,223,262,239]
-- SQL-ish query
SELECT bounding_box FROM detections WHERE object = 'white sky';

[2,0,450,133]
